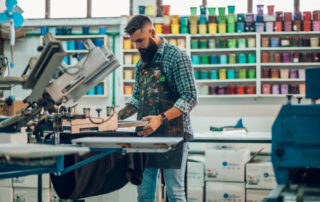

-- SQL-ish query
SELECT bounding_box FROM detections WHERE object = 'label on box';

[246,189,272,202]
[188,162,204,187]
[205,148,250,182]
[246,162,276,189]
[13,175,50,188]
[206,181,245,202]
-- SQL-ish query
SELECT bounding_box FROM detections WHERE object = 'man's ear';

[150,28,156,38]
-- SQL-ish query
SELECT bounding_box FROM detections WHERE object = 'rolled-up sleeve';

[126,64,140,109]
[173,52,198,113]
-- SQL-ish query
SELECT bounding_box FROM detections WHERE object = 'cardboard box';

[13,175,50,188]
[0,101,28,116]
[188,161,204,187]
[0,178,12,187]
[246,189,272,202]
[206,181,245,202]
[246,161,277,189]
[0,187,13,202]
[14,187,50,202]
[188,186,203,202]
[205,148,250,182]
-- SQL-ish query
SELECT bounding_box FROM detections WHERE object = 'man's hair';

[125,15,153,35]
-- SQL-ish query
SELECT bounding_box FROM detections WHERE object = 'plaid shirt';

[127,38,198,139]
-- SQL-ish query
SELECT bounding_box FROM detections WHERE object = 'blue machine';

[267,68,320,202]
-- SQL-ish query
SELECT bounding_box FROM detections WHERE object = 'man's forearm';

[159,106,183,122]
[118,104,138,120]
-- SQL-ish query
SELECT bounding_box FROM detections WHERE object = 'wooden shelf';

[190,33,257,37]
[193,64,257,68]
[261,47,320,51]
[260,31,320,36]
[123,79,135,83]
[122,65,136,68]
[199,94,257,98]
[55,35,107,39]
[122,49,139,53]
[196,79,256,83]
[260,79,305,82]
[260,63,320,67]
[259,94,304,97]
[190,48,256,53]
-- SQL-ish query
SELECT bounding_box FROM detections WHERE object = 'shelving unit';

[40,35,109,98]
[120,32,320,98]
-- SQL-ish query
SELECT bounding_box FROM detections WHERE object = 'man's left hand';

[137,115,162,137]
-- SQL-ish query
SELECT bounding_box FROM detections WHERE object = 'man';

[118,15,198,202]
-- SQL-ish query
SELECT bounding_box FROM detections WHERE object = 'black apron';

[136,63,184,169]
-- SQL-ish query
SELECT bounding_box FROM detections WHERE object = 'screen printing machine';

[0,33,183,201]
[266,68,320,202]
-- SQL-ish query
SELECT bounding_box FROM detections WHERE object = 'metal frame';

[0,148,122,179]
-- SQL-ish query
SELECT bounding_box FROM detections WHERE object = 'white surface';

[0,144,89,158]
[0,178,12,187]
[0,132,28,144]
[205,148,251,182]
[72,137,182,149]
[188,162,205,187]
[13,174,50,188]
[206,181,245,202]
[14,187,50,202]
[0,187,13,202]
[187,187,203,202]
[246,189,272,202]
[246,161,277,189]
[194,131,271,141]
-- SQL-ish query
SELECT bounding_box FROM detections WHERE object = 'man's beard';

[138,38,158,64]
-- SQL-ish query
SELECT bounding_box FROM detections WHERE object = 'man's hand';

[137,115,163,137]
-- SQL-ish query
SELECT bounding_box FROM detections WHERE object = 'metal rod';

[45,0,50,19]
[59,149,119,175]
[294,0,300,12]
[247,0,252,13]
[38,175,42,202]
[130,0,133,16]
[87,0,92,18]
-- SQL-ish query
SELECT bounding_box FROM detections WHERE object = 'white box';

[246,189,272,202]
[14,187,50,202]
[50,188,61,202]
[206,181,245,202]
[205,148,250,182]
[246,161,277,189]
[0,132,27,144]
[188,186,203,202]
[188,161,204,187]
[0,178,12,187]
[0,187,13,202]
[12,174,50,188]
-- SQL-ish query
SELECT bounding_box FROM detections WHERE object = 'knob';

[96,108,102,117]
[297,97,303,104]
[37,46,44,52]
[286,95,293,105]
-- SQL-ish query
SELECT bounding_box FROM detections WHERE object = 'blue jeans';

[137,142,189,202]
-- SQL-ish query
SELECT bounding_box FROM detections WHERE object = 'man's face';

[130,28,158,64]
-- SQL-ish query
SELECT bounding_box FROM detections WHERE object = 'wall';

[3,18,308,136]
